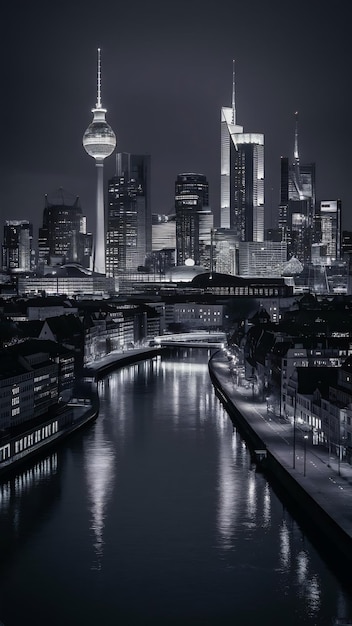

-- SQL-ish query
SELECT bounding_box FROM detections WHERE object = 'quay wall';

[208,356,352,563]
[84,347,163,380]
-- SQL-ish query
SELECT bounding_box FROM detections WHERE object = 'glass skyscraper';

[279,114,316,265]
[2,220,33,273]
[38,189,88,268]
[175,173,211,266]
[106,153,151,275]
[220,62,264,242]
[319,199,342,262]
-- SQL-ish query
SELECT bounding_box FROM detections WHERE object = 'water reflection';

[0,350,350,625]
[305,574,321,616]
[279,519,291,570]
[263,482,271,528]
[217,429,239,548]
[84,419,115,570]
[0,453,58,515]
[0,452,60,565]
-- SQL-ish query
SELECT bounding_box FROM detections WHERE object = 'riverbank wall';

[84,347,164,380]
[208,352,352,564]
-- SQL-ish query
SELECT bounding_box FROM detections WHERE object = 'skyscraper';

[2,220,33,272]
[279,113,316,264]
[175,173,210,266]
[38,189,88,267]
[319,199,342,262]
[106,153,151,275]
[220,61,264,242]
[83,48,116,274]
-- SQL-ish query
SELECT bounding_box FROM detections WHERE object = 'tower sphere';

[83,108,116,161]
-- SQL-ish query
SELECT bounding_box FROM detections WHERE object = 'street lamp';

[303,435,308,477]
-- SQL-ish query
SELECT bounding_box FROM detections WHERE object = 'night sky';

[2,0,351,240]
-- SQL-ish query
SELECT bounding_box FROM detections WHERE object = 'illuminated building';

[152,214,176,250]
[198,210,214,269]
[148,214,176,274]
[319,200,341,262]
[17,265,116,297]
[238,241,287,277]
[175,173,210,265]
[106,153,151,275]
[2,220,33,273]
[220,61,264,242]
[83,48,116,274]
[278,113,316,265]
[212,228,237,275]
[172,303,224,329]
[38,189,88,268]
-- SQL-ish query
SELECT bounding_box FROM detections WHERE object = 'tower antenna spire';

[232,59,236,125]
[294,111,299,162]
[97,48,102,109]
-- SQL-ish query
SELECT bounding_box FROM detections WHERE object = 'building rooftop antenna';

[294,111,299,163]
[96,48,102,109]
[232,59,236,125]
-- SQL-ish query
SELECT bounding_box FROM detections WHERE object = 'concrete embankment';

[208,350,352,564]
[84,347,164,380]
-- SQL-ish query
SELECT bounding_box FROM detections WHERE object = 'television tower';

[83,48,116,274]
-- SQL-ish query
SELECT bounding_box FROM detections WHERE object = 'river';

[0,349,351,625]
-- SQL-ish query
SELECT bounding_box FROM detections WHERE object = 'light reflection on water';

[84,420,115,571]
[0,350,351,625]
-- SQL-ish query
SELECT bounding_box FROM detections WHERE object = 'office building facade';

[238,241,287,277]
[2,220,33,273]
[106,153,152,275]
[319,199,342,262]
[175,173,211,266]
[38,189,89,269]
[278,114,316,265]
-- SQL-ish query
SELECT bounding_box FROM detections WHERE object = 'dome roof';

[48,264,94,277]
[167,265,207,283]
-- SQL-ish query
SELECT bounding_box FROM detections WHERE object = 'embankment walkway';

[209,349,352,560]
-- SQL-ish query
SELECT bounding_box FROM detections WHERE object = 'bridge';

[152,331,227,349]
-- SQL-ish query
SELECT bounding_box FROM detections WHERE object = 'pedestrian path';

[209,349,352,546]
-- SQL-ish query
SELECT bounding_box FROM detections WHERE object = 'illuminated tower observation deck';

[83,48,116,274]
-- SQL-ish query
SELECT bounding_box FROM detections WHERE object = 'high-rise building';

[238,241,287,277]
[278,113,316,265]
[38,189,89,268]
[83,48,116,274]
[106,153,151,275]
[342,231,352,260]
[319,200,342,262]
[152,214,176,251]
[220,61,264,242]
[146,214,176,274]
[175,173,211,266]
[212,227,238,275]
[2,220,33,272]
[198,209,214,269]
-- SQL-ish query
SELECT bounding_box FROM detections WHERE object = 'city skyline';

[2,0,350,240]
